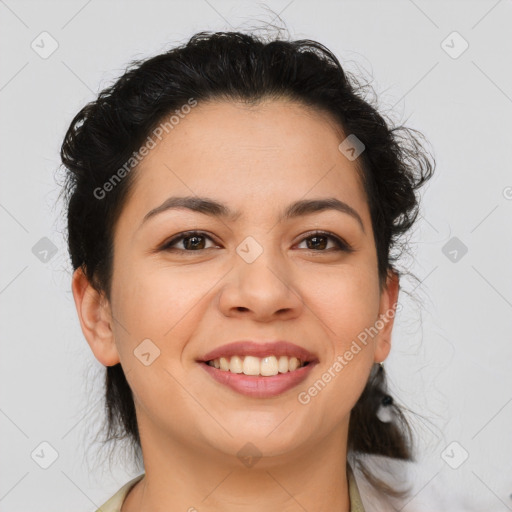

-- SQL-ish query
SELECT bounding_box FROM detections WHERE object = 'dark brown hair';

[60,30,434,498]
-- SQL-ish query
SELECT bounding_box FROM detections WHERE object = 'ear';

[71,267,120,366]
[373,269,400,364]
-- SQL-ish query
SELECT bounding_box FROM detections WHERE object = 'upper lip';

[198,341,318,363]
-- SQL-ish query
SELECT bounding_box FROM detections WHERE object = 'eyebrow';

[140,196,365,232]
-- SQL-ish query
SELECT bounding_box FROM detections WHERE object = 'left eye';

[296,232,351,252]
[160,231,352,253]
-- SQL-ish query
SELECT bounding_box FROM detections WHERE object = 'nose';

[217,248,304,322]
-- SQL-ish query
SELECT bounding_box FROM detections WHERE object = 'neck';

[122,420,351,512]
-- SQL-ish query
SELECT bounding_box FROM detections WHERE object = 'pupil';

[186,236,204,250]
[308,236,327,250]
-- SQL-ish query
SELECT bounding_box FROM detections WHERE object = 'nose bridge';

[218,230,302,319]
[235,231,289,290]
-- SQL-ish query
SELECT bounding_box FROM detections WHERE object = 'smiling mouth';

[205,355,309,376]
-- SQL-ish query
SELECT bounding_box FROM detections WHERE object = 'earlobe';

[374,269,400,364]
[71,267,120,367]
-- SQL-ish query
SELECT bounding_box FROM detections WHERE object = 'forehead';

[119,99,370,230]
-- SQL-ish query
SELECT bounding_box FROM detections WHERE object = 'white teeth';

[207,355,305,376]
[260,356,279,376]
[278,355,289,373]
[229,355,243,373]
[243,356,261,376]
[288,357,299,372]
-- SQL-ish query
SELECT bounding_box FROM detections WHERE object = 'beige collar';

[96,464,365,512]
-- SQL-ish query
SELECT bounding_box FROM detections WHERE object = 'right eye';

[160,231,219,252]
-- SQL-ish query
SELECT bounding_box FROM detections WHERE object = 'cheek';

[109,262,213,410]
[304,264,381,347]
[111,260,216,353]
[296,270,379,419]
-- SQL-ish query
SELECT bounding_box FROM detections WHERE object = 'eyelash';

[160,230,353,254]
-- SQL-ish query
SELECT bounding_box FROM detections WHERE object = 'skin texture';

[72,99,399,512]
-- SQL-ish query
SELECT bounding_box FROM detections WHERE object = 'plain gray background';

[1,1,511,511]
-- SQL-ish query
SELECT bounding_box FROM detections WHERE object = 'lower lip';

[200,362,316,398]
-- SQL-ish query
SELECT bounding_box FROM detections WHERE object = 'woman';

[61,30,434,512]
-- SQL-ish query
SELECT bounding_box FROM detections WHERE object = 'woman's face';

[76,98,398,461]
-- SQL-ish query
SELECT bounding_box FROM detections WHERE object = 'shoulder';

[94,474,145,512]
[347,464,366,512]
